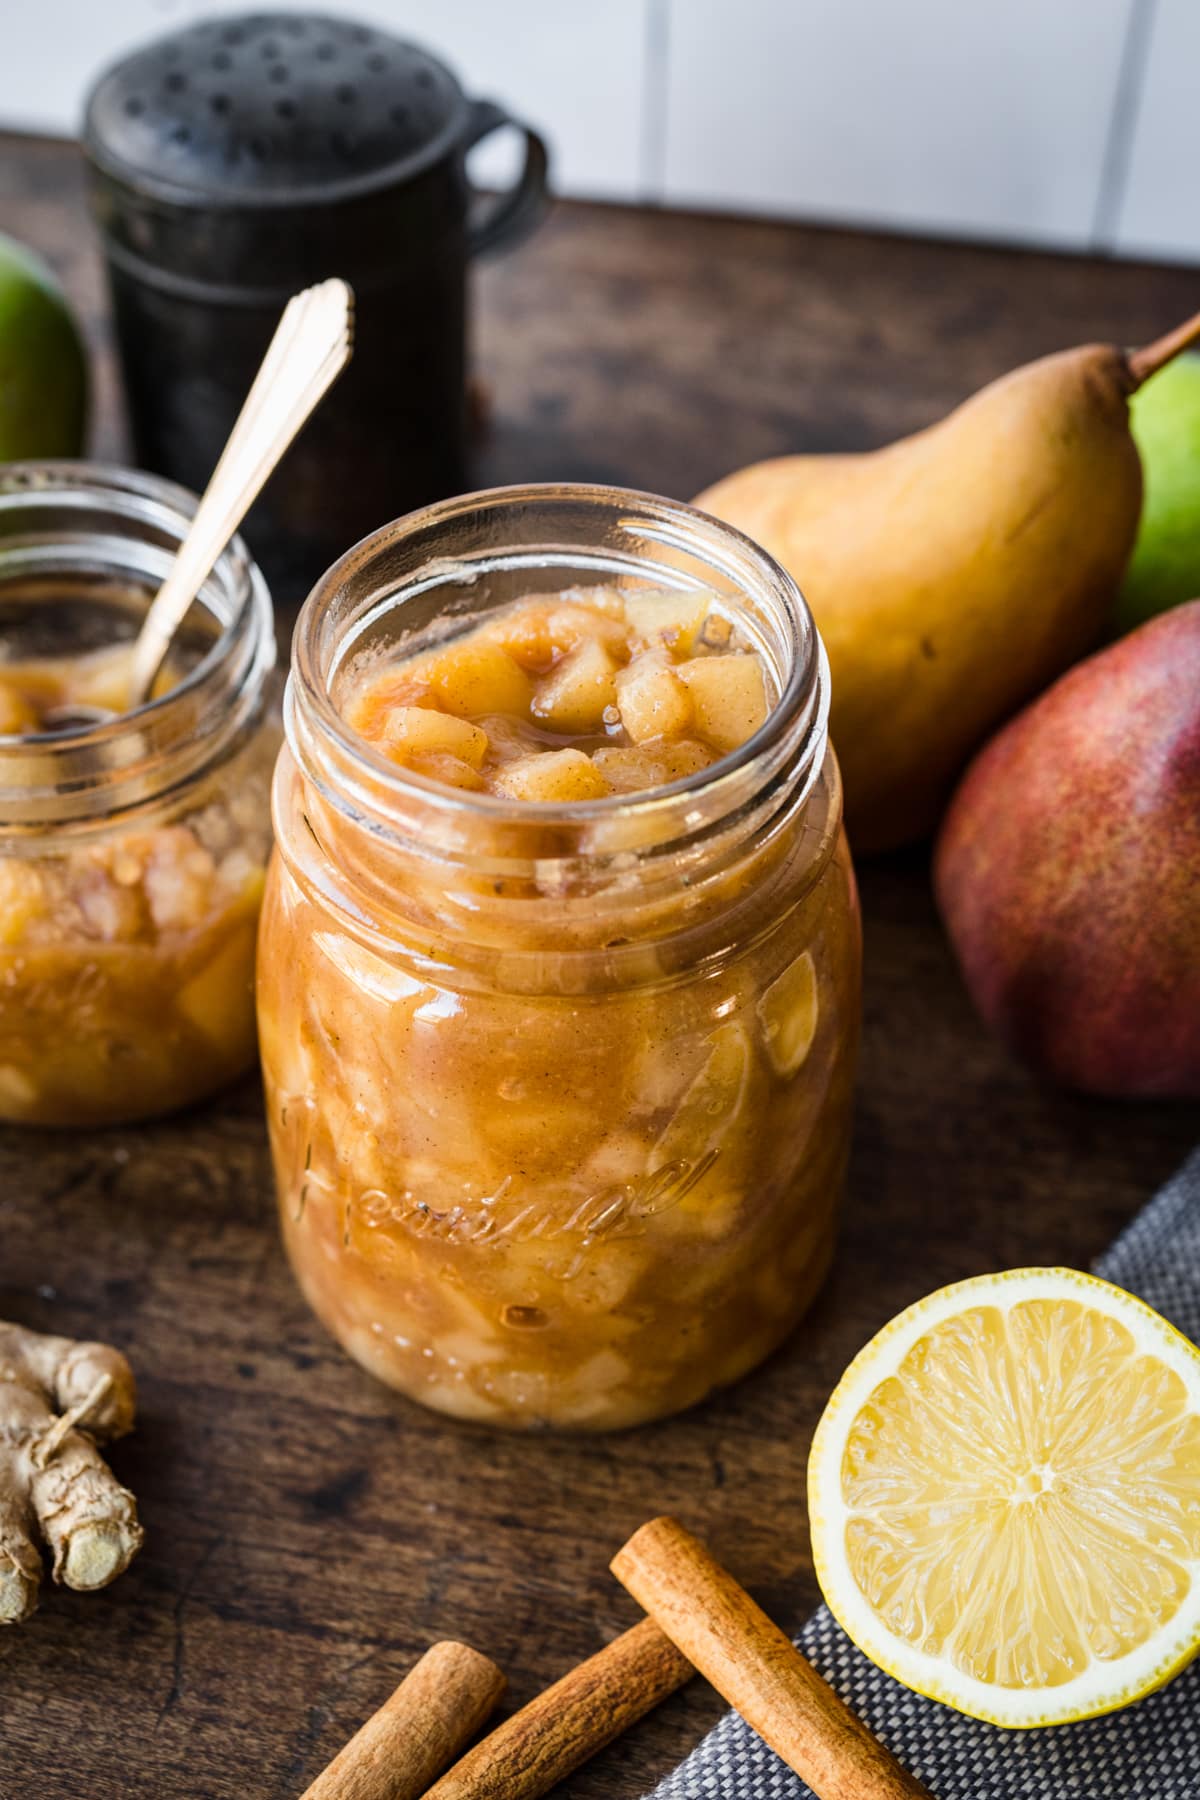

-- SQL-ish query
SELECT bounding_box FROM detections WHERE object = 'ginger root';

[0,1320,143,1624]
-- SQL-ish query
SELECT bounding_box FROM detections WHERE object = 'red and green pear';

[934,600,1200,1097]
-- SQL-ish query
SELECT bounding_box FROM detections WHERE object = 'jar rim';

[288,482,828,866]
[0,459,275,833]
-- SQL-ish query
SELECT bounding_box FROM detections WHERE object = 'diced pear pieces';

[592,740,713,793]
[0,678,40,736]
[563,583,626,619]
[532,638,619,734]
[69,643,148,713]
[487,596,627,670]
[0,1063,37,1111]
[651,1020,751,1171]
[485,603,557,670]
[625,589,711,655]
[425,638,533,721]
[614,653,694,744]
[176,919,258,1058]
[492,748,612,802]
[548,603,628,657]
[676,653,768,754]
[656,739,715,782]
[346,669,435,741]
[476,713,538,763]
[757,950,819,1076]
[407,752,487,791]
[698,612,733,650]
[0,859,45,945]
[348,586,773,802]
[380,706,489,769]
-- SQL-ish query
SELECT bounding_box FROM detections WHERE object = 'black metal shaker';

[82,12,549,602]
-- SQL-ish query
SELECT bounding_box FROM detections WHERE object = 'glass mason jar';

[259,486,861,1430]
[0,463,277,1126]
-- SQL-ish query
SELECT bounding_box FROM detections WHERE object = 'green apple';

[0,232,88,463]
[1117,351,1200,631]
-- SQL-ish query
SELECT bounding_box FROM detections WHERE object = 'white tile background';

[2,0,1196,262]
[1111,0,1200,261]
[662,0,1133,246]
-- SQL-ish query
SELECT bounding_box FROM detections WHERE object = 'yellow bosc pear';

[696,313,1200,852]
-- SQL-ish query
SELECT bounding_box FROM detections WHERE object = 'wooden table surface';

[1,131,1197,1800]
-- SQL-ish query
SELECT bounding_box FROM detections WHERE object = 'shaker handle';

[465,98,550,257]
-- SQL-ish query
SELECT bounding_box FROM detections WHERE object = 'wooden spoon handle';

[613,1517,936,1800]
[127,276,353,708]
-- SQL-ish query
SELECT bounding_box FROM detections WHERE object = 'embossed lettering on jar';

[258,486,861,1429]
[0,464,277,1126]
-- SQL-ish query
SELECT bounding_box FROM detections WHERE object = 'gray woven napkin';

[648,1145,1200,1799]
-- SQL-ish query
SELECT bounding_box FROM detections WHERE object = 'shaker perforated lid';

[84,12,468,206]
[81,11,495,297]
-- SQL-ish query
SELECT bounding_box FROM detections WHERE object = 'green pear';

[0,232,88,463]
[934,600,1200,1098]
[1116,351,1200,632]
[697,314,1200,853]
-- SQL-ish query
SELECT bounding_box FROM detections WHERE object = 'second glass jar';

[258,486,861,1430]
[0,463,277,1126]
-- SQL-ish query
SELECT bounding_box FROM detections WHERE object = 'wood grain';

[613,1518,933,1800]
[299,1640,505,1800]
[0,130,1197,1800]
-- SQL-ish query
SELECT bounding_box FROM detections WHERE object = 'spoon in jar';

[42,277,354,731]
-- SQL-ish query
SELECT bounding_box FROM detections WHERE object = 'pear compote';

[259,487,861,1430]
[345,586,770,799]
[0,463,277,1126]
[0,649,272,1124]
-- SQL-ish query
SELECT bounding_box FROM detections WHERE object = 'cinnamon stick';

[419,1617,693,1800]
[612,1517,935,1800]
[300,1640,506,1800]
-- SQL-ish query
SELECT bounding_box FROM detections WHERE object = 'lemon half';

[808,1268,1200,1726]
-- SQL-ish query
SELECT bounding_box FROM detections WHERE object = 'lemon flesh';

[808,1268,1200,1726]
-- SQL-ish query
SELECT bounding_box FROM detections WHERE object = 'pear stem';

[1126,308,1200,389]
